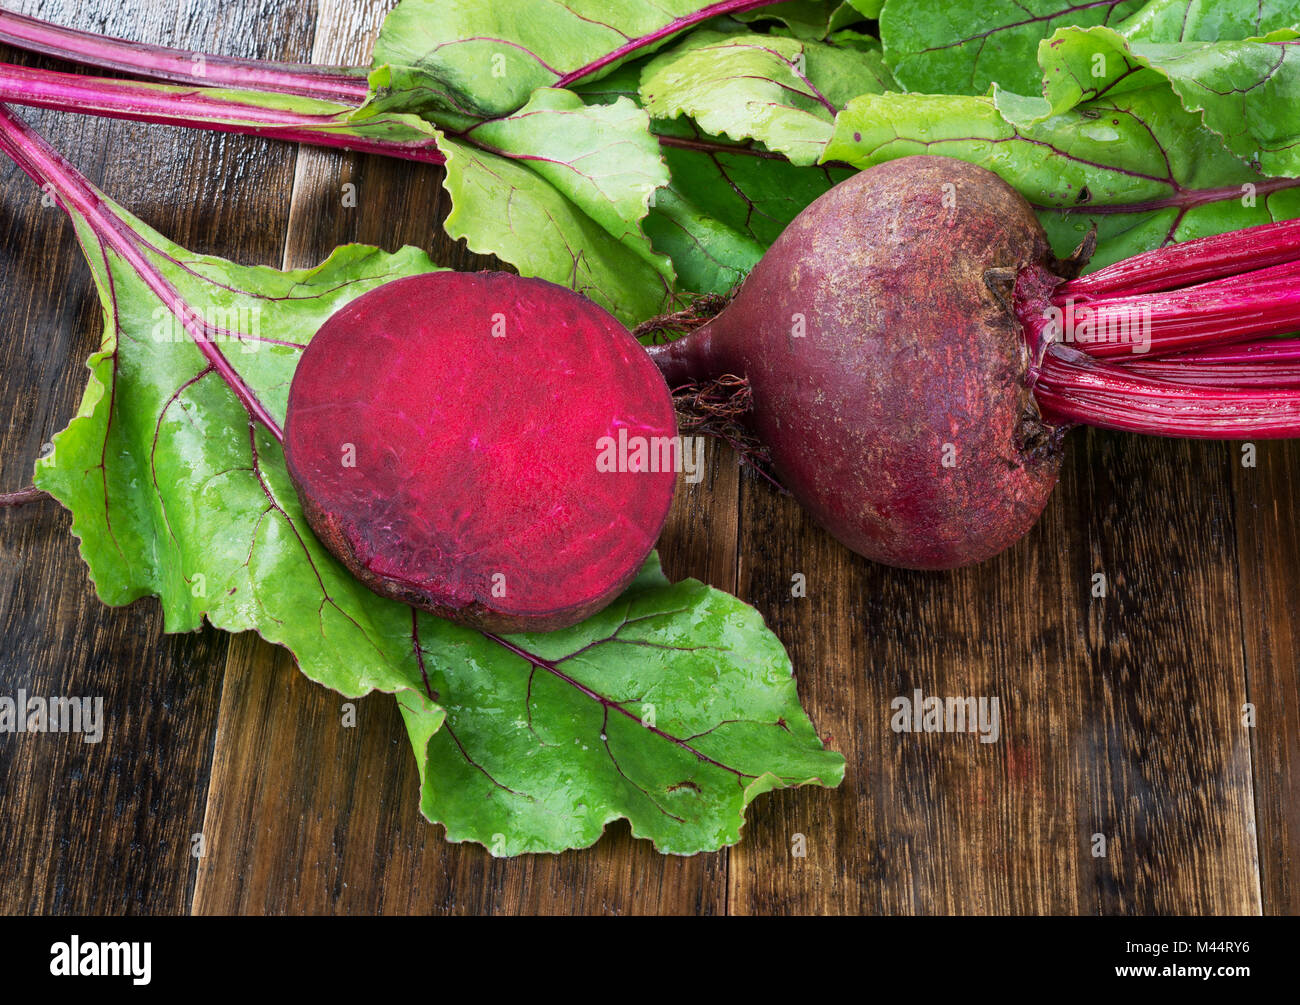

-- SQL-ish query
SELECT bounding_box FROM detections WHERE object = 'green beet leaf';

[639,30,895,165]
[428,89,674,323]
[267,2,887,323]
[647,117,853,294]
[845,0,883,17]
[1007,25,1300,177]
[32,166,841,857]
[574,60,851,297]
[878,0,1300,179]
[879,0,1146,96]
[403,554,844,856]
[824,85,1300,268]
[369,0,795,118]
[1119,0,1300,42]
[731,1,874,40]
[358,1,874,320]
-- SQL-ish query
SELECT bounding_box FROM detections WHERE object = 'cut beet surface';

[284,272,679,633]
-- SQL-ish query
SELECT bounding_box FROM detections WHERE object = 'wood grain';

[0,0,1289,916]
[1232,441,1300,915]
[727,431,1258,915]
[0,0,317,914]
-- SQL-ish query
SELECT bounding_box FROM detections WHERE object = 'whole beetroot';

[649,155,1064,569]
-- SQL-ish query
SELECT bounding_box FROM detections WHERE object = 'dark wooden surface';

[0,0,1294,916]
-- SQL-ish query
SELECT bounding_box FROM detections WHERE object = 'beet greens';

[0,102,842,854]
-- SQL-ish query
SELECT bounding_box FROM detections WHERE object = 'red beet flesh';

[284,272,678,632]
[650,155,1064,570]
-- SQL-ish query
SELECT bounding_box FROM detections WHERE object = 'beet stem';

[1050,259,1300,359]
[0,485,50,507]
[1036,346,1300,437]
[0,62,447,166]
[1123,359,1300,388]
[0,104,283,440]
[1058,217,1300,297]
[0,60,785,171]
[0,9,370,103]
[1030,217,1300,419]
[1166,339,1300,365]
[1123,338,1300,387]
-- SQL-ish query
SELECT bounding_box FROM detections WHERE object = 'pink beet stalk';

[1011,214,1300,433]
[0,61,445,164]
[0,103,283,439]
[1035,349,1300,437]
[1059,217,1300,297]
[0,61,789,169]
[0,9,369,102]
[1164,340,1300,364]
[1122,339,1300,387]
[998,210,1300,428]
[1122,359,1300,388]
[1045,257,1300,360]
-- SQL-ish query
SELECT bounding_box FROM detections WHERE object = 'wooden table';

[0,0,1295,916]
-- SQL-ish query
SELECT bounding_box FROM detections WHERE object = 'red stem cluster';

[1024,219,1300,437]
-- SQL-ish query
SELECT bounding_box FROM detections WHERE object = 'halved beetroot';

[284,272,678,632]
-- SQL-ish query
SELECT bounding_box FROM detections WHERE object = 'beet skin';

[284,272,678,632]
[649,155,1063,569]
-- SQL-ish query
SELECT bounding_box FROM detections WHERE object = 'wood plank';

[1064,432,1257,913]
[1,0,1277,918]
[1232,441,1300,914]
[728,429,1259,915]
[188,0,740,915]
[0,0,317,913]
